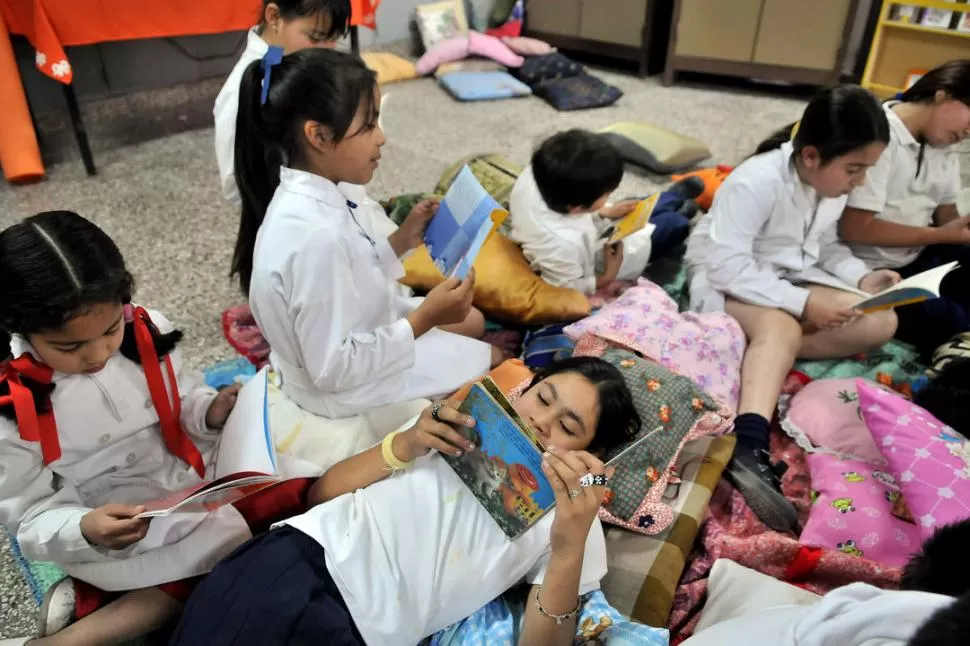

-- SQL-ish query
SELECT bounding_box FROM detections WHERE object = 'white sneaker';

[36,577,76,637]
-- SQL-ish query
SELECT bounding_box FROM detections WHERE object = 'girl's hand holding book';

[389,198,441,256]
[394,401,476,461]
[407,271,476,337]
[858,269,902,295]
[205,383,243,429]
[542,448,612,556]
[80,503,151,550]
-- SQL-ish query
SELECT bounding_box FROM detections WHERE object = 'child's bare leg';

[797,286,897,359]
[440,305,486,339]
[723,298,802,531]
[31,588,179,646]
[726,299,803,419]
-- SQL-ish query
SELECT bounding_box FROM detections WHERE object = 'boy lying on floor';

[681,519,970,645]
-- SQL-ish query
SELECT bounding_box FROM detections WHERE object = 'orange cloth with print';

[452,359,534,402]
[0,0,380,84]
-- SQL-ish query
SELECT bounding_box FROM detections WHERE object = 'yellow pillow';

[401,235,591,326]
[360,52,418,85]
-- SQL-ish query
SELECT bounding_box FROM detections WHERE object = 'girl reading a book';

[233,47,501,420]
[171,356,641,646]
[839,60,970,356]
[0,212,312,646]
[685,85,900,533]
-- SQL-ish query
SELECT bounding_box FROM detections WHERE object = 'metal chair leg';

[61,83,96,176]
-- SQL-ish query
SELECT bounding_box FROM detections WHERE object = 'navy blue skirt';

[168,526,362,646]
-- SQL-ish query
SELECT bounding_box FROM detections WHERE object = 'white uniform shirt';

[685,141,870,316]
[846,102,963,269]
[508,166,600,295]
[249,168,491,419]
[0,312,251,591]
[284,453,607,646]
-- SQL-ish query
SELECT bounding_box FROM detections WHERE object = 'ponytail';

[231,60,283,296]
[229,48,378,296]
[752,85,889,164]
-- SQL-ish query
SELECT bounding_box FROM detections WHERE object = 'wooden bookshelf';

[862,0,970,99]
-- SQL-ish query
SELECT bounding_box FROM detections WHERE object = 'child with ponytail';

[0,212,310,646]
[232,47,498,419]
[685,85,899,533]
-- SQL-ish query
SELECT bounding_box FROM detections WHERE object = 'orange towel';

[0,11,44,182]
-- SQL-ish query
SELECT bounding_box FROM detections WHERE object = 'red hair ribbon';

[0,355,59,464]
[1,307,205,478]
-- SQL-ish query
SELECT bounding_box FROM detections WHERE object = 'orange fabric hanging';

[0,11,44,182]
[0,0,381,84]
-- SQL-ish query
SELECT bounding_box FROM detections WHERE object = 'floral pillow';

[573,336,734,535]
[780,378,886,464]
[416,0,469,50]
[565,278,745,408]
[858,380,970,538]
[800,453,921,568]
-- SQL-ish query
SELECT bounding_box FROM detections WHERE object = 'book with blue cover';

[424,166,508,279]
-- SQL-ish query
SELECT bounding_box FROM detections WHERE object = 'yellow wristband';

[381,431,412,471]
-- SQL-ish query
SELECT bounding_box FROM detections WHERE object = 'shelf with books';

[862,0,970,100]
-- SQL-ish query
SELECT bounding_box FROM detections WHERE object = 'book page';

[424,166,504,277]
[609,194,659,243]
[213,366,276,479]
[855,262,958,313]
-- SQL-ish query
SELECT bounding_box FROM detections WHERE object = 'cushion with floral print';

[574,336,733,533]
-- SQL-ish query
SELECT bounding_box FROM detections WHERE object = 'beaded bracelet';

[381,430,412,471]
[534,586,581,625]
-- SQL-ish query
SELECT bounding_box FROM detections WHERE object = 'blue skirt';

[168,526,362,646]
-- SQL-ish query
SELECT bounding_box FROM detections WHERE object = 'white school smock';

[685,141,870,316]
[846,102,963,269]
[211,30,400,247]
[248,167,491,419]
[283,452,608,646]
[508,166,601,295]
[0,312,251,591]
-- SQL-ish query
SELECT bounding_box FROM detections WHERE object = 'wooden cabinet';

[665,0,858,86]
[524,0,674,76]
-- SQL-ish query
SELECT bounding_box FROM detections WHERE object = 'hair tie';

[790,121,801,141]
[260,46,285,106]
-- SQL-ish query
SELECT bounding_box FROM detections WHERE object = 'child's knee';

[465,306,486,338]
[863,309,898,344]
[749,310,803,354]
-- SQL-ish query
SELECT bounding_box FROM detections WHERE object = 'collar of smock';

[246,27,269,58]
[278,167,349,211]
[884,101,919,149]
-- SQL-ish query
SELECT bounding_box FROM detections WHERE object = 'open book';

[854,262,959,314]
[136,367,280,518]
[424,166,509,279]
[602,193,660,244]
[442,377,660,539]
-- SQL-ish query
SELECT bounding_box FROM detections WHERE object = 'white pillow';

[693,559,820,634]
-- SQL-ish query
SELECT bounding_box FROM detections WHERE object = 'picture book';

[442,377,663,538]
[136,367,280,518]
[854,262,959,314]
[603,193,660,243]
[423,166,509,279]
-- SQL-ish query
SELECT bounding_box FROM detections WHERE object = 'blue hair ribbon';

[260,46,285,105]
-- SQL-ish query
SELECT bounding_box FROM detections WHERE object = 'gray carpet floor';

[0,62,967,636]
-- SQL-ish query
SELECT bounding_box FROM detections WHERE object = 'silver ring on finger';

[579,473,608,488]
[430,402,444,422]
[568,489,582,499]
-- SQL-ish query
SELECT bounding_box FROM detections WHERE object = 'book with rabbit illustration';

[423,166,509,279]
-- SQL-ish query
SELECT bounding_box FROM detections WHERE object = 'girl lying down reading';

[170,357,641,646]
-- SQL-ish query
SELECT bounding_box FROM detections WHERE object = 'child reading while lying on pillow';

[508,129,691,295]
[170,357,641,646]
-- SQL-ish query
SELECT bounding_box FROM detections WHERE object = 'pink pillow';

[416,32,523,75]
[501,36,556,56]
[468,31,524,67]
[800,453,920,568]
[416,36,469,75]
[564,279,745,407]
[781,378,885,464]
[858,380,970,537]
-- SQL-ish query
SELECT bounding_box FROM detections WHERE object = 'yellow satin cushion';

[401,235,591,326]
[360,52,418,85]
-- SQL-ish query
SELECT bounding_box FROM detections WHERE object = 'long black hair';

[529,356,642,454]
[754,85,889,164]
[257,0,351,40]
[231,48,378,294]
[0,211,180,420]
[899,60,970,174]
